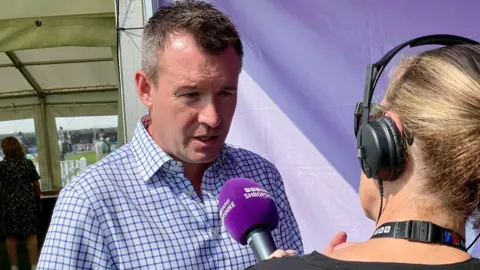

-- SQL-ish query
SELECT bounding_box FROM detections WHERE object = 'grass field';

[65,151,97,165]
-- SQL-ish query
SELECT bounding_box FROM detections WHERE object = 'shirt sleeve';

[269,167,304,256]
[38,186,112,269]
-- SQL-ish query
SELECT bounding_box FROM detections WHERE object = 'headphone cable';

[467,232,480,251]
[376,180,384,225]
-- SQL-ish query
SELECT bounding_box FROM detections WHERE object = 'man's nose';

[198,102,221,128]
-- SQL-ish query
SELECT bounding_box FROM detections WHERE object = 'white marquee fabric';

[0,0,122,189]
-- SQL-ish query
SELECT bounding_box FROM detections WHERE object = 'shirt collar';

[131,114,234,182]
[131,114,174,182]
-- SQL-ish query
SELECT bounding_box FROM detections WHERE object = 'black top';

[246,251,480,270]
[0,159,41,236]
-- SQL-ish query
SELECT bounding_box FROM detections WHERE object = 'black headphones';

[354,34,479,181]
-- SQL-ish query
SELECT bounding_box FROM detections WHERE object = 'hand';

[323,231,358,254]
[268,249,297,259]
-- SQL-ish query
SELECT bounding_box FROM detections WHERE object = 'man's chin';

[186,149,222,164]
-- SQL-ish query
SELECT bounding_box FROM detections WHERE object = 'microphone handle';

[247,227,277,261]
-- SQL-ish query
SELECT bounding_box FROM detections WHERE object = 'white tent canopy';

[0,0,123,190]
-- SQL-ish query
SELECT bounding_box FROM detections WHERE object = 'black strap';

[370,220,466,251]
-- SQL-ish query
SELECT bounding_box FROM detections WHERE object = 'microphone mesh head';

[218,178,279,245]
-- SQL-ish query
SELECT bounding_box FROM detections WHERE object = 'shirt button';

[211,229,219,238]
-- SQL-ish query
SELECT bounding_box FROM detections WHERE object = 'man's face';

[137,33,241,164]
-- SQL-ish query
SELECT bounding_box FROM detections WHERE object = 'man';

[57,126,68,160]
[94,136,109,161]
[37,1,302,269]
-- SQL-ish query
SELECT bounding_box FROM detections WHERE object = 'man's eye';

[220,91,234,96]
[184,92,200,98]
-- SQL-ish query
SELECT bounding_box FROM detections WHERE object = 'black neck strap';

[370,220,466,252]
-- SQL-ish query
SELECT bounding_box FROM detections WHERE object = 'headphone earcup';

[359,117,405,181]
[382,117,405,180]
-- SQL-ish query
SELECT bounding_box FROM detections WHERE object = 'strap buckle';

[406,220,436,243]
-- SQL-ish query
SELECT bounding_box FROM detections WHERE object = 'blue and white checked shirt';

[38,115,303,269]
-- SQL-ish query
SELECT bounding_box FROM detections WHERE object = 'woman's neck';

[375,195,466,239]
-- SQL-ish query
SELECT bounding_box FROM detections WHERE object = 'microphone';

[219,178,279,261]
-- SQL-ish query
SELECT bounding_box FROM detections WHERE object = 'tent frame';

[0,0,124,191]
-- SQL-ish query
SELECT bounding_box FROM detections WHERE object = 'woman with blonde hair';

[248,36,480,269]
[0,136,42,270]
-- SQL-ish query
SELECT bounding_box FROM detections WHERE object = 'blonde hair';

[383,44,480,227]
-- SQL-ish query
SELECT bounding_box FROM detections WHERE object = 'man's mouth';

[197,136,213,141]
[193,135,220,144]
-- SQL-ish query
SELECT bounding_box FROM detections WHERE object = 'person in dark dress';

[246,44,480,269]
[0,136,42,270]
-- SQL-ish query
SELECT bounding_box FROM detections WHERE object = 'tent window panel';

[54,115,118,187]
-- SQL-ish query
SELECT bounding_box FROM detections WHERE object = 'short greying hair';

[141,0,244,81]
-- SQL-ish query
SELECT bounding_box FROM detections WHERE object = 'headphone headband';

[375,34,479,68]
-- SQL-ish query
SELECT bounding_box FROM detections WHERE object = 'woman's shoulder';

[245,251,480,270]
[20,158,34,166]
[1,158,32,167]
[245,252,326,270]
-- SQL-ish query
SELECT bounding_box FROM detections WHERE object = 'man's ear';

[135,70,154,109]
[384,111,403,134]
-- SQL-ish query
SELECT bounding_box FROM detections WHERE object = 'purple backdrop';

[152,0,480,256]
